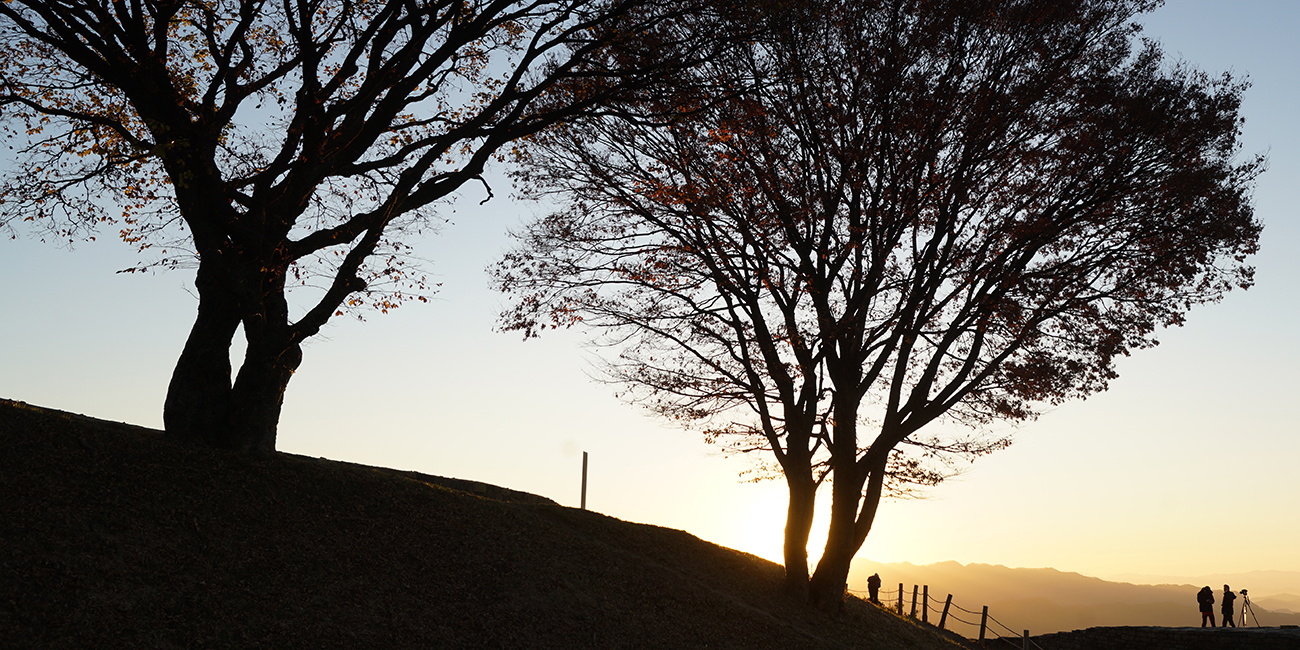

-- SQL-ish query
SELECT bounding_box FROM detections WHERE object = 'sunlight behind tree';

[493,0,1262,607]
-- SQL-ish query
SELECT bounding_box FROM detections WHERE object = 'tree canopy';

[0,0,735,451]
[493,0,1262,605]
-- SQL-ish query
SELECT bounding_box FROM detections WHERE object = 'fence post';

[978,606,988,644]
[922,585,929,624]
[580,451,588,510]
[938,594,952,630]
[897,583,904,614]
[910,585,919,618]
[1023,630,1029,650]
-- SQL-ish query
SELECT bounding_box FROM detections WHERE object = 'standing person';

[1222,585,1237,627]
[867,573,882,604]
[1198,586,1216,627]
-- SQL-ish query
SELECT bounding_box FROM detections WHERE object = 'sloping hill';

[0,399,970,650]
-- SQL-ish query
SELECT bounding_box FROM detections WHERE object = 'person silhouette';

[1198,586,1216,627]
[1222,585,1237,627]
[867,573,882,604]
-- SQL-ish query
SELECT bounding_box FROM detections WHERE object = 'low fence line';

[849,583,1045,650]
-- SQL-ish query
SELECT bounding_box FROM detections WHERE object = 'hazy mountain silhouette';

[1105,570,1300,599]
[849,560,1300,636]
[1253,593,1300,614]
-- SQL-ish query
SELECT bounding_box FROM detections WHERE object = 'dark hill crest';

[1,399,970,650]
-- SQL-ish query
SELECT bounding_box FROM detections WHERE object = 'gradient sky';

[2,0,1296,582]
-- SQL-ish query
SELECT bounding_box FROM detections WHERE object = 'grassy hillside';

[1,399,971,650]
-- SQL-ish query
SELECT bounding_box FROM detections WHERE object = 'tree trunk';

[218,258,301,453]
[807,463,865,611]
[806,398,864,611]
[222,332,302,452]
[808,456,887,611]
[163,256,302,453]
[163,263,241,447]
[782,472,817,599]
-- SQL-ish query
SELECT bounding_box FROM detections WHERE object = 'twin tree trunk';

[163,258,302,453]
[798,405,890,610]
[780,460,886,610]
[807,461,886,610]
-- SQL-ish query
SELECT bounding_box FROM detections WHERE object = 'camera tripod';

[1241,589,1261,627]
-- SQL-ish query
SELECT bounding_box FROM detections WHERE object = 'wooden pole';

[922,585,929,624]
[898,583,904,614]
[1023,630,1030,650]
[939,595,953,630]
[978,606,988,643]
[580,451,588,510]
[910,585,919,618]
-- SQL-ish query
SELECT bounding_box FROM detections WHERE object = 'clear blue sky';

[2,0,1296,581]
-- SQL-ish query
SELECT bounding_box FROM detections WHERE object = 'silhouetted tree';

[492,0,1262,607]
[0,0,733,451]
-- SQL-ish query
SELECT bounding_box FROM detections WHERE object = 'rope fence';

[848,582,1046,650]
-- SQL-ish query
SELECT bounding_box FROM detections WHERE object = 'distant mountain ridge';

[1105,570,1300,616]
[848,560,1300,636]
[1254,593,1300,614]
[1104,570,1300,599]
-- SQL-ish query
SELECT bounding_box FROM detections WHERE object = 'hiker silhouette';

[1197,586,1216,627]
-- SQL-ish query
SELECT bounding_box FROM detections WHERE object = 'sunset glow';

[2,0,1297,592]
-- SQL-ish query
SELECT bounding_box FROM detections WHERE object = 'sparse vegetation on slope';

[1,399,971,650]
